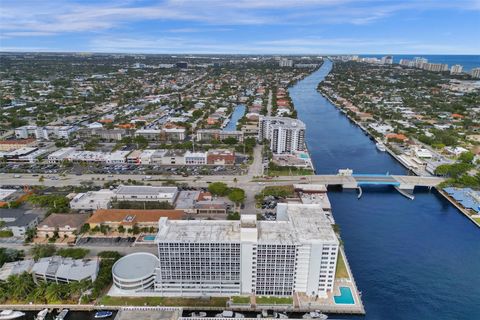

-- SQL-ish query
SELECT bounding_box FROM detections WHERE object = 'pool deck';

[294,247,365,314]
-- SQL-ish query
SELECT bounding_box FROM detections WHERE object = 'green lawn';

[335,250,350,279]
[99,296,228,307]
[472,217,480,225]
[231,296,250,304]
[256,296,293,305]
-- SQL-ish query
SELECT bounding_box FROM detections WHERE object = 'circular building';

[112,252,159,291]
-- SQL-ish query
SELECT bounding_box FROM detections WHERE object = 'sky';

[1,0,479,54]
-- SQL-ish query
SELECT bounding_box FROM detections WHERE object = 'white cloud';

[1,0,479,36]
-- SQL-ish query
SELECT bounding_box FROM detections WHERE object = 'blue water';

[359,54,480,72]
[334,287,355,305]
[289,61,480,320]
[143,235,156,241]
[224,104,246,131]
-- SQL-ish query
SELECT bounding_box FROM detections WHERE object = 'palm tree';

[10,273,35,301]
[46,283,63,303]
[31,281,48,303]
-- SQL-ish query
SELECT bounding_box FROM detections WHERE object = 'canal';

[289,60,480,319]
[223,104,246,131]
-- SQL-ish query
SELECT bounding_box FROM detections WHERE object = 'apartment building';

[15,125,77,140]
[259,116,306,154]
[111,203,339,298]
[196,129,244,143]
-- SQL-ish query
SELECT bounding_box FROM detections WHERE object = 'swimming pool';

[143,235,156,241]
[299,153,310,159]
[334,287,355,304]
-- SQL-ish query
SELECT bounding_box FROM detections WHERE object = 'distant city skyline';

[1,0,480,54]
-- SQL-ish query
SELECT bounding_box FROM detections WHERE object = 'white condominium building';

[111,203,339,298]
[259,116,306,154]
[471,68,480,79]
[450,64,463,74]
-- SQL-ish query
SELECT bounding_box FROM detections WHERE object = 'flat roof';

[115,185,178,196]
[113,252,159,281]
[0,189,17,201]
[156,218,241,243]
[155,203,338,245]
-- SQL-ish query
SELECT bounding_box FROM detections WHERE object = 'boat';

[94,311,113,318]
[190,312,207,318]
[215,311,245,318]
[35,309,49,320]
[376,142,386,152]
[0,310,25,320]
[55,309,69,320]
[302,311,328,320]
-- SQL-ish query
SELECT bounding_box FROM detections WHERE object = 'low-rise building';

[184,151,207,165]
[36,213,90,238]
[114,186,178,204]
[69,189,116,210]
[0,259,35,281]
[207,149,235,165]
[3,147,47,163]
[87,209,184,230]
[161,150,185,165]
[0,139,36,152]
[196,129,244,143]
[0,208,39,237]
[31,256,99,284]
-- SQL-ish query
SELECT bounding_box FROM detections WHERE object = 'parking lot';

[0,162,245,176]
[260,195,278,221]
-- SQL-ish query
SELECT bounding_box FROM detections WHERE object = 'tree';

[458,151,474,164]
[10,272,35,301]
[46,283,64,303]
[223,137,238,145]
[208,182,229,196]
[57,248,89,259]
[30,244,56,260]
[80,223,90,234]
[227,212,240,220]
[228,188,246,205]
[117,225,125,233]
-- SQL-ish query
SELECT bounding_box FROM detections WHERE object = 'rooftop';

[112,252,159,281]
[0,259,35,281]
[156,203,338,245]
[116,185,178,196]
[38,213,90,229]
[31,256,99,282]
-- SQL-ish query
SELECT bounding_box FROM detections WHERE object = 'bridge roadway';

[0,173,444,190]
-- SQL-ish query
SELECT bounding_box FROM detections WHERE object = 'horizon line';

[1,51,479,56]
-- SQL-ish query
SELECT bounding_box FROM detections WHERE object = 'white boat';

[35,309,49,320]
[376,142,386,152]
[215,311,245,318]
[0,310,25,320]
[302,311,328,320]
[216,311,233,318]
[274,312,288,319]
[190,312,207,317]
[55,309,69,320]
